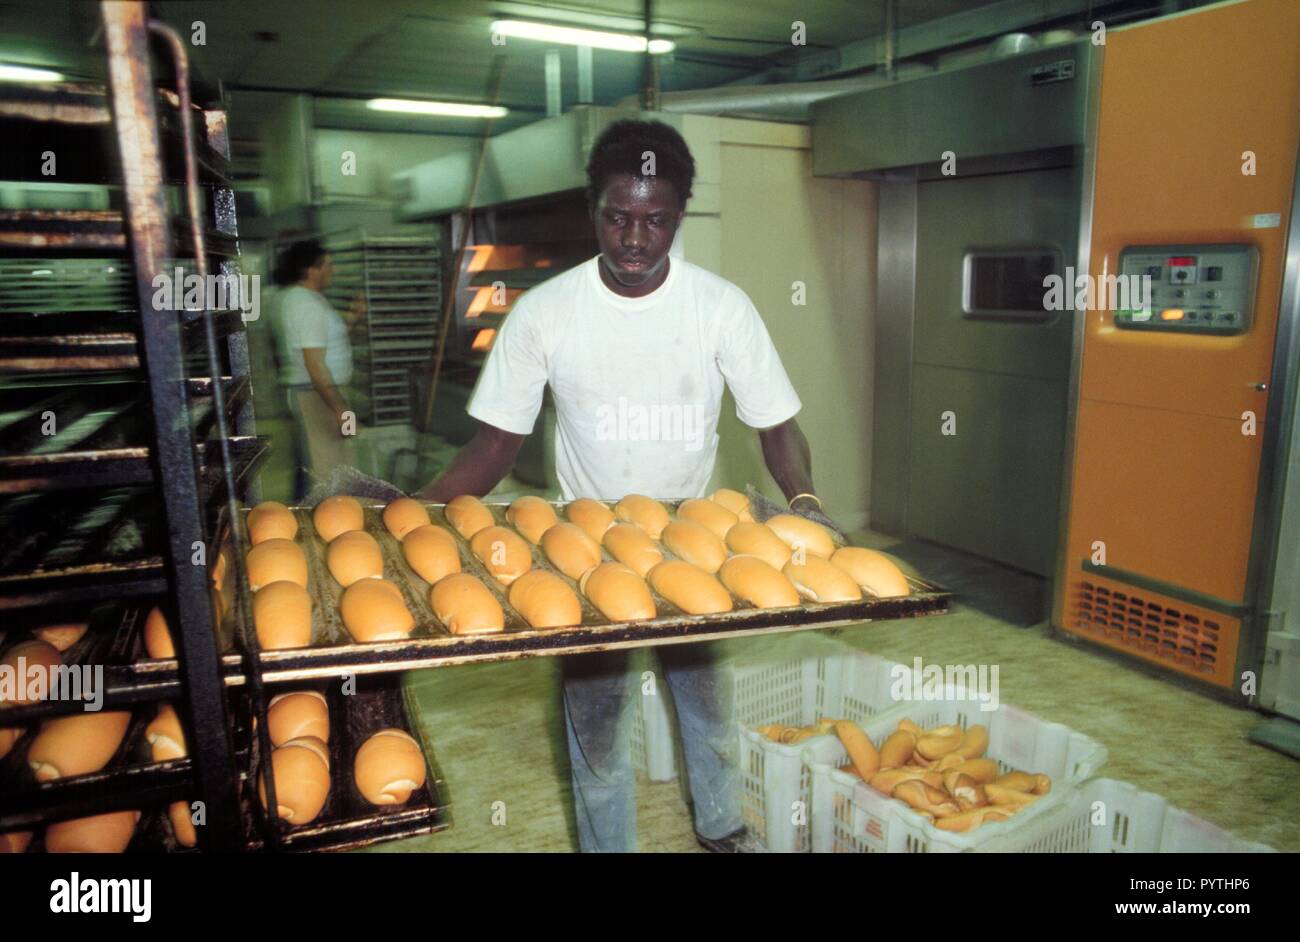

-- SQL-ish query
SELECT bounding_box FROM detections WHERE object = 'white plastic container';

[804,689,1108,853]
[630,649,679,782]
[736,653,911,852]
[972,777,1277,852]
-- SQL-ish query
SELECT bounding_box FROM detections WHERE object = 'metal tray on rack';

[236,500,950,682]
[243,673,448,852]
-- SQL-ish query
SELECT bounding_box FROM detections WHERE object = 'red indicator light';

[1167,256,1195,266]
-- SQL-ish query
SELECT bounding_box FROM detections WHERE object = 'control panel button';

[1205,266,1223,282]
[1159,308,1185,321]
[1204,289,1219,300]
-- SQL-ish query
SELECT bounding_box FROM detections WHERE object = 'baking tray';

[242,673,448,852]
[235,499,950,682]
[0,487,167,610]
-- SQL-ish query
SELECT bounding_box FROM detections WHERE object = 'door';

[906,167,1077,575]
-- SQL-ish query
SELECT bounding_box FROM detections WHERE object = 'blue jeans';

[561,644,741,852]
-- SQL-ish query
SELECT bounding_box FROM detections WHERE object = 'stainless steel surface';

[1252,135,1300,718]
[870,174,918,538]
[1051,35,1104,634]
[812,41,1089,176]
[787,0,1096,82]
[907,166,1077,577]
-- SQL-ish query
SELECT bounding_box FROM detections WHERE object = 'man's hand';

[416,421,526,502]
[346,293,367,327]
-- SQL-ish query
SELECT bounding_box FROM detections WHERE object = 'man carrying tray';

[419,119,828,853]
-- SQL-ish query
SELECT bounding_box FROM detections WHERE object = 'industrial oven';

[813,0,1300,720]
[1054,0,1300,709]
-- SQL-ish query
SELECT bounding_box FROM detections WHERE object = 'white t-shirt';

[275,285,353,386]
[468,256,801,501]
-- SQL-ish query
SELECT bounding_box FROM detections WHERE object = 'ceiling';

[0,0,1069,140]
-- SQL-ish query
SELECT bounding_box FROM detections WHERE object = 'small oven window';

[962,249,1062,319]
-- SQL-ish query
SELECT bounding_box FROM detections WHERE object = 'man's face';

[592,174,683,292]
[312,254,335,290]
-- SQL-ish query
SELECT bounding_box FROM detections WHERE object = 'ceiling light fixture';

[367,98,508,118]
[0,63,64,83]
[490,20,674,54]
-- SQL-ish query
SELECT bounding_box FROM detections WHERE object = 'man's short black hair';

[274,239,328,286]
[585,119,695,209]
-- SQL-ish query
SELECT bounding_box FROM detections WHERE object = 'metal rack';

[0,3,447,854]
[323,233,442,426]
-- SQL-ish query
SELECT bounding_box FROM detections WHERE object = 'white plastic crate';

[804,688,1108,853]
[971,777,1277,852]
[629,649,679,782]
[736,653,912,853]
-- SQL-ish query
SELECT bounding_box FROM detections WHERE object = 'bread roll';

[507,570,582,628]
[718,555,800,609]
[647,560,733,615]
[32,623,88,652]
[506,495,559,544]
[45,810,139,853]
[430,573,504,635]
[401,524,462,585]
[247,500,298,544]
[579,562,656,622]
[211,545,230,586]
[28,710,131,781]
[565,498,615,542]
[661,520,727,573]
[252,580,312,650]
[830,547,910,598]
[783,556,862,603]
[541,523,603,580]
[146,703,187,761]
[267,690,330,745]
[469,525,533,585]
[0,640,61,707]
[0,725,21,760]
[143,605,174,659]
[725,522,792,571]
[709,488,754,522]
[312,495,364,542]
[259,736,330,825]
[602,523,664,578]
[326,529,384,587]
[382,497,430,540]
[168,801,198,848]
[677,498,739,540]
[354,728,427,806]
[444,494,494,539]
[246,538,308,591]
[766,513,836,558]
[340,579,414,642]
[0,829,32,853]
[614,494,670,538]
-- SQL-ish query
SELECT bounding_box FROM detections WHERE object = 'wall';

[713,122,878,528]
[313,129,474,203]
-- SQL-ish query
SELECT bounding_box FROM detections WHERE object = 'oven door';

[906,166,1077,576]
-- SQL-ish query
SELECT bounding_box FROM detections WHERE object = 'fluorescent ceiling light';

[492,4,695,37]
[0,63,64,83]
[367,98,508,118]
[491,20,674,54]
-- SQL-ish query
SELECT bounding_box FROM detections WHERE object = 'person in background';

[272,239,365,497]
[418,120,824,852]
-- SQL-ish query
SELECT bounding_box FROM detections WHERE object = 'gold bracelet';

[790,492,822,510]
